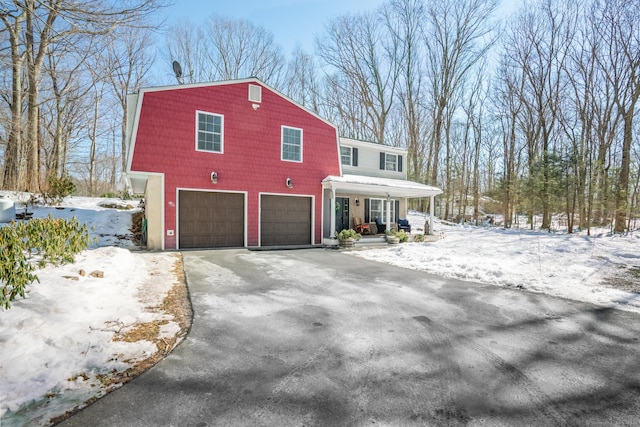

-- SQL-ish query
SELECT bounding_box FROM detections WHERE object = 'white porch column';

[330,188,336,237]
[429,195,435,235]
[386,194,391,233]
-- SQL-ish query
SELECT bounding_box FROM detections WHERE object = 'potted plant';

[395,229,409,243]
[337,228,361,247]
[386,229,408,244]
[386,230,400,244]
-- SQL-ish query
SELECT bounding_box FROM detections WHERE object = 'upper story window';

[196,111,223,153]
[282,126,302,162]
[340,146,358,166]
[380,152,403,172]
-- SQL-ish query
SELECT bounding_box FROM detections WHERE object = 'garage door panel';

[261,195,311,246]
[179,191,244,248]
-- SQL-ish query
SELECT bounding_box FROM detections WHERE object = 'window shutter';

[398,155,403,172]
[380,152,385,169]
[395,200,400,222]
[364,199,370,223]
[353,148,358,166]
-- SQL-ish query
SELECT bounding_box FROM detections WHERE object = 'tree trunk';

[614,112,633,232]
[1,11,25,190]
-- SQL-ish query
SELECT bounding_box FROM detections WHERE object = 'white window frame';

[369,198,396,222]
[385,153,398,171]
[281,126,303,163]
[196,110,224,153]
[341,146,353,166]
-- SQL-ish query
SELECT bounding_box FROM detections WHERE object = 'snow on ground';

[349,211,640,314]
[1,191,639,425]
[0,192,183,426]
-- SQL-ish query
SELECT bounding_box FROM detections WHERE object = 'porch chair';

[397,218,411,233]
[354,217,370,235]
[375,217,386,234]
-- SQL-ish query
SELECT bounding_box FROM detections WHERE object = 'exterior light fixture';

[355,197,360,206]
[286,177,293,188]
[211,171,218,184]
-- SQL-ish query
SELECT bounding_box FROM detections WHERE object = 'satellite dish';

[172,60,183,83]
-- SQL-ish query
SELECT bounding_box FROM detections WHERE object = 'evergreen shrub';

[0,216,91,309]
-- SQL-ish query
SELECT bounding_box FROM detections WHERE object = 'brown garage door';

[261,195,312,246]
[179,191,244,248]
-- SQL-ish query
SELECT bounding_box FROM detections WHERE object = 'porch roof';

[322,174,442,198]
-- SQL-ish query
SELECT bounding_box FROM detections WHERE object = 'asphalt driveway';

[61,248,640,426]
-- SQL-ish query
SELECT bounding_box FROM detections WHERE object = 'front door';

[335,197,350,232]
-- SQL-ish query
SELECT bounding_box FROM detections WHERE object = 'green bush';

[0,226,38,310]
[413,234,426,243]
[394,229,409,242]
[337,228,361,241]
[0,216,91,309]
[43,175,76,205]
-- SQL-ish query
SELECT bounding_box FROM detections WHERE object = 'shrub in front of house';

[337,228,361,241]
[0,216,92,309]
[413,234,426,243]
[394,229,409,243]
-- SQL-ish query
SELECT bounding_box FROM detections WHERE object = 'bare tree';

[595,0,640,233]
[384,0,428,181]
[166,15,285,87]
[105,26,155,181]
[42,33,94,182]
[316,9,401,143]
[503,1,576,229]
[283,46,321,113]
[0,6,25,190]
[422,0,498,186]
[165,21,209,84]
[1,0,165,192]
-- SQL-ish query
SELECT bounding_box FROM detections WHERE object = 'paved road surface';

[60,248,640,426]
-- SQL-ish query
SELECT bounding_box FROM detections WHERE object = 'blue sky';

[155,0,519,83]
[162,0,388,55]
[162,1,520,55]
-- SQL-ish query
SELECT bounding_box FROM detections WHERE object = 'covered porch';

[322,174,442,244]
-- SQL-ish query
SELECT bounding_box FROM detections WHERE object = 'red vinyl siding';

[130,81,340,249]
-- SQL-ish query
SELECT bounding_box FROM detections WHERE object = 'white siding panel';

[340,138,406,180]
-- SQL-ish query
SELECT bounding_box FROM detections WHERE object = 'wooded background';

[1,0,639,233]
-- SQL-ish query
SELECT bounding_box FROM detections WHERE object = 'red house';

[125,78,341,250]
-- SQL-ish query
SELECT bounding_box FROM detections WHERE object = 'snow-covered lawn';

[0,193,187,426]
[349,211,640,314]
[1,194,639,426]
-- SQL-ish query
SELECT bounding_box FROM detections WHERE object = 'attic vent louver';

[248,84,262,103]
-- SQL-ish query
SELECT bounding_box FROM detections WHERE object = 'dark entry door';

[335,197,350,232]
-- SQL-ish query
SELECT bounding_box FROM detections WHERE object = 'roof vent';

[248,84,262,103]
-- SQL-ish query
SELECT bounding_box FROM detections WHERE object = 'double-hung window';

[282,126,302,162]
[340,146,358,166]
[379,152,403,172]
[385,153,398,171]
[196,111,223,153]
